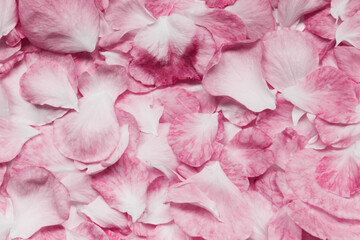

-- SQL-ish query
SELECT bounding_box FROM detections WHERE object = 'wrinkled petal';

[203,42,276,112]
[268,206,302,240]
[305,7,338,40]
[7,167,70,239]
[205,0,236,8]
[19,0,99,53]
[168,112,220,167]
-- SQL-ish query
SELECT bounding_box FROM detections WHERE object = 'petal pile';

[1,0,360,239]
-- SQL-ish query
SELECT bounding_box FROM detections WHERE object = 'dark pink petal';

[314,117,360,148]
[305,7,338,40]
[0,0,17,37]
[115,92,164,135]
[154,87,200,123]
[226,0,275,40]
[315,144,360,197]
[268,206,302,240]
[169,162,253,240]
[282,67,359,124]
[92,155,150,221]
[288,200,360,240]
[105,0,155,37]
[27,226,66,240]
[203,42,276,112]
[218,97,257,127]
[139,177,172,225]
[19,0,99,53]
[129,14,216,86]
[53,95,120,163]
[190,9,247,46]
[335,45,360,83]
[205,0,236,8]
[1,62,68,126]
[0,118,39,163]
[168,113,220,167]
[136,124,178,178]
[20,53,78,110]
[278,0,328,27]
[262,29,319,91]
[336,10,360,48]
[145,0,174,18]
[286,149,360,219]
[7,167,70,239]
[79,65,129,102]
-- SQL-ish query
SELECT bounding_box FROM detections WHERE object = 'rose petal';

[336,10,360,48]
[335,45,360,83]
[0,0,17,37]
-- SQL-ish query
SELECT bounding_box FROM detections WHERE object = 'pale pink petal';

[20,52,78,110]
[136,123,179,177]
[129,14,216,86]
[0,118,39,163]
[305,7,338,40]
[219,127,274,178]
[168,112,220,167]
[0,85,9,119]
[330,0,349,21]
[218,97,257,127]
[79,65,129,102]
[92,155,150,222]
[315,143,360,197]
[11,125,76,174]
[59,171,98,204]
[153,87,200,123]
[0,40,20,63]
[105,0,155,37]
[148,222,191,240]
[189,9,247,47]
[286,149,360,219]
[115,92,163,135]
[19,0,99,53]
[245,191,276,240]
[288,200,360,240]
[262,29,319,91]
[169,162,253,240]
[7,167,70,239]
[335,45,360,83]
[0,0,18,37]
[203,42,276,112]
[268,206,302,240]
[139,177,173,225]
[314,117,360,148]
[282,67,358,124]
[342,0,360,19]
[53,95,120,163]
[74,124,130,174]
[277,0,328,27]
[67,222,108,240]
[79,196,128,230]
[226,0,275,39]
[1,62,68,126]
[336,10,360,48]
[222,120,241,144]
